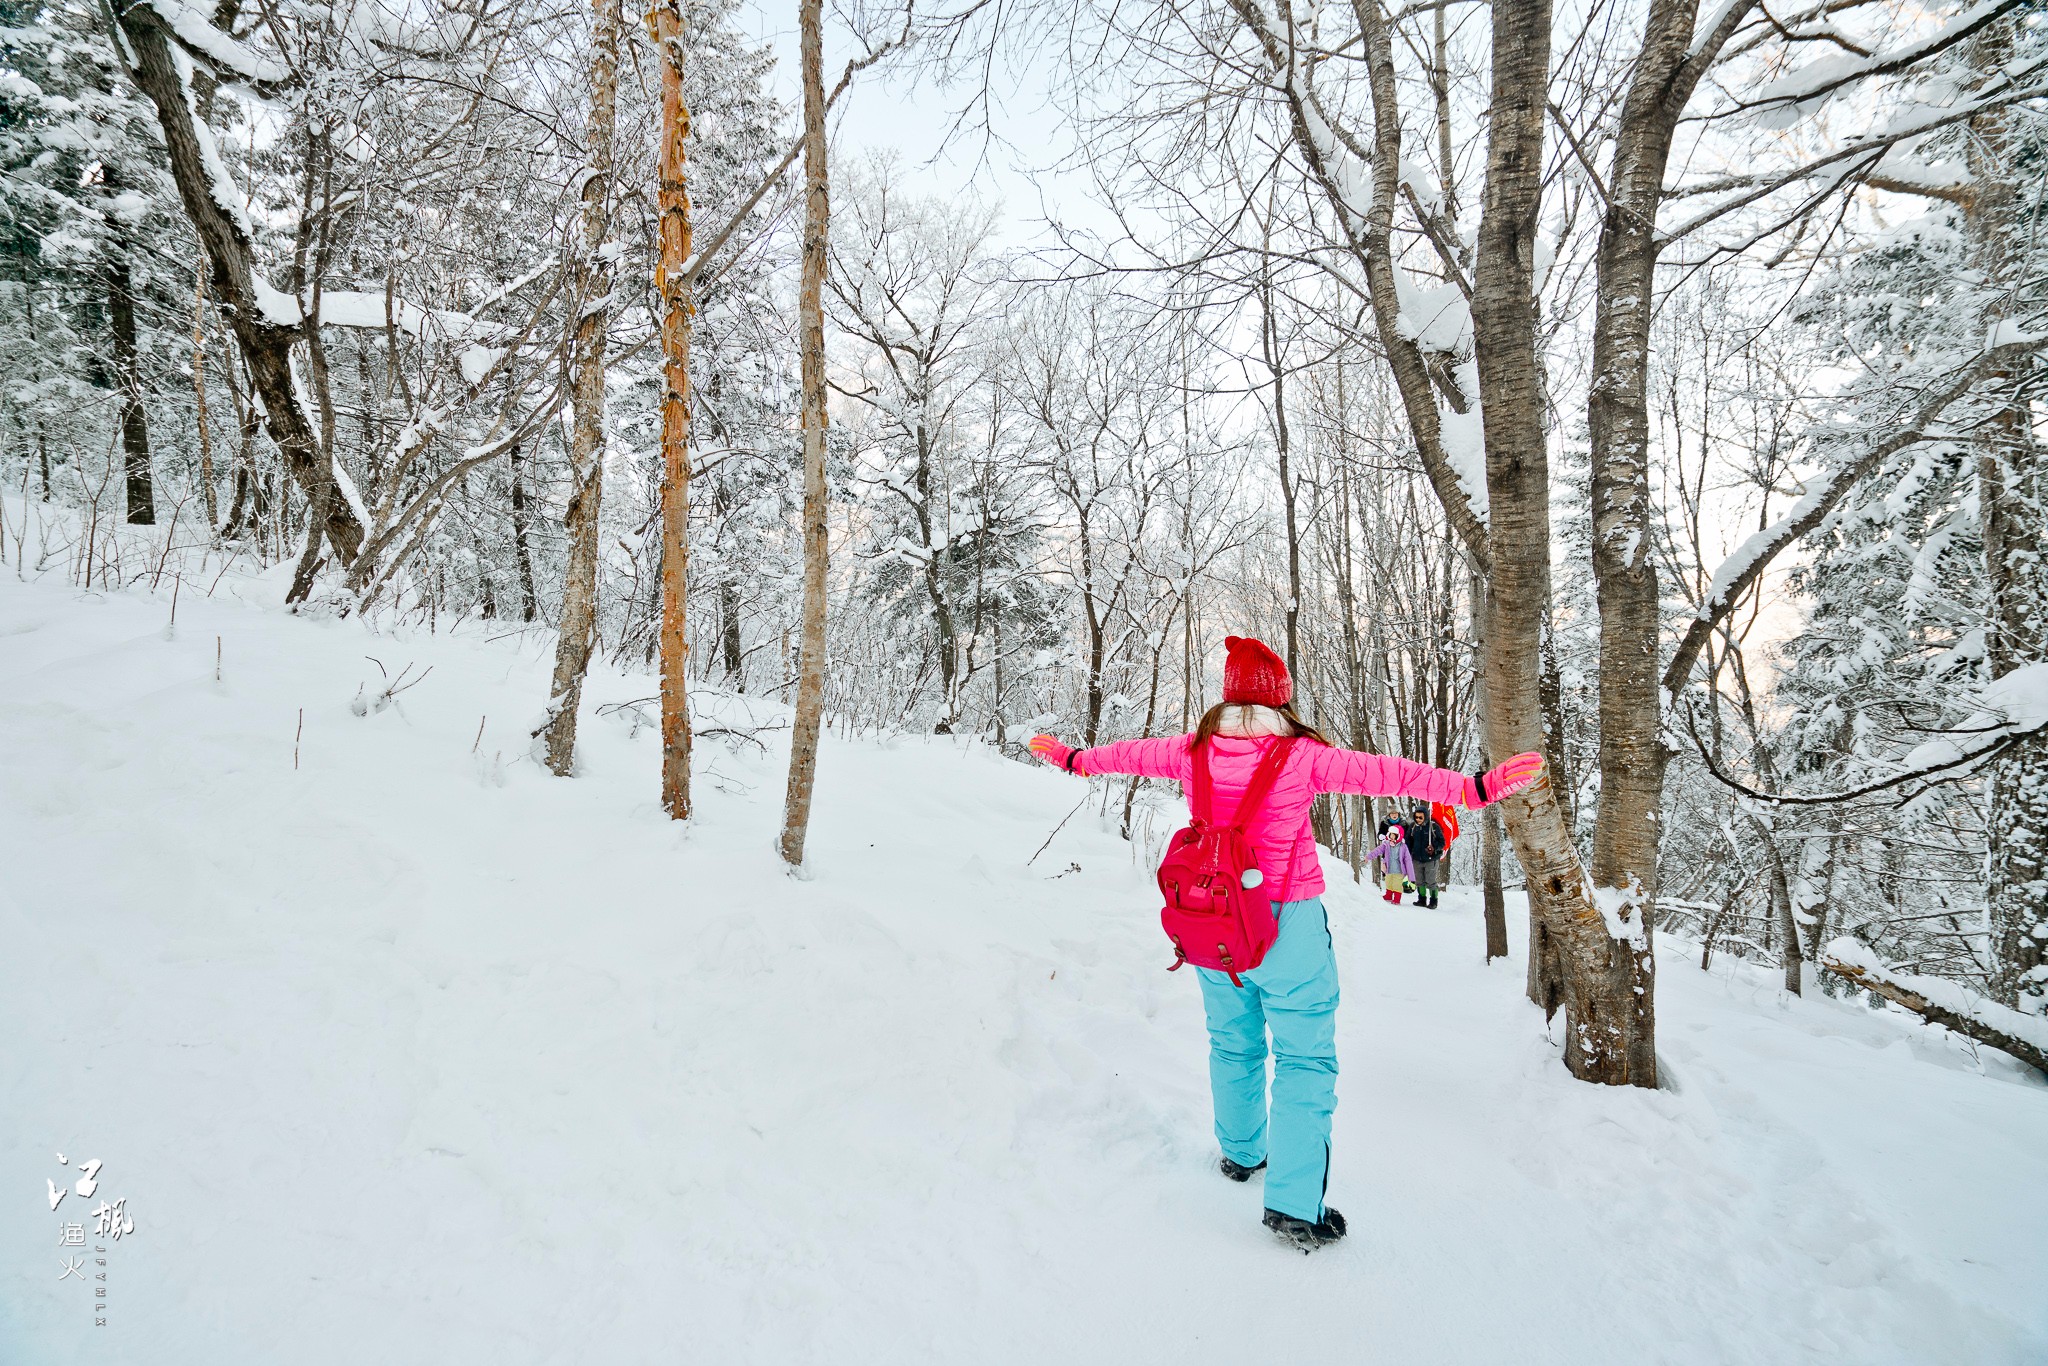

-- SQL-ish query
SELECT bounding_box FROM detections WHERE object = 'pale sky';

[731,0,1113,247]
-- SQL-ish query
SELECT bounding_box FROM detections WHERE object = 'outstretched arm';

[1306,745,1544,809]
[1079,734,1194,780]
[1029,733,1192,781]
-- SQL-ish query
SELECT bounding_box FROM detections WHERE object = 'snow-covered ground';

[4,553,2045,1364]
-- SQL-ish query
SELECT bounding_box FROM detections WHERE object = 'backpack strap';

[1230,737,1297,830]
[1189,738,1215,825]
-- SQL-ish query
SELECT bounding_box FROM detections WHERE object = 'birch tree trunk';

[654,0,695,818]
[1585,0,1688,962]
[778,0,830,866]
[540,0,620,776]
[1471,0,1656,1086]
[1235,0,1654,1062]
[1351,0,1487,573]
[1225,0,1488,574]
[1539,0,1753,1078]
[1578,0,1750,1049]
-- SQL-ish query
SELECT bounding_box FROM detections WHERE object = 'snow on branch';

[251,267,555,381]
[1392,267,1471,353]
[1685,0,1751,60]
[1822,940,2048,1075]
[1592,883,1650,948]
[1439,406,1487,524]
[1867,140,1971,198]
[256,288,480,341]
[1897,662,2048,769]
[167,41,255,241]
[1222,0,1489,561]
[141,0,290,84]
[1745,0,2027,125]
[1666,73,2048,243]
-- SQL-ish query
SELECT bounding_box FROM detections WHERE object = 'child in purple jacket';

[1372,824,1415,902]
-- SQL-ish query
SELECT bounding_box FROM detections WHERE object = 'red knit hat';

[1222,635,1291,708]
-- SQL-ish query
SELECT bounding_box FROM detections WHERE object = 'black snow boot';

[1220,1156,1267,1183]
[1263,1206,1348,1253]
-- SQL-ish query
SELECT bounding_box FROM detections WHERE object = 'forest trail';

[3,563,2044,1365]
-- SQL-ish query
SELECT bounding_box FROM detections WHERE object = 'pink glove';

[1029,734,1088,776]
[1463,751,1544,808]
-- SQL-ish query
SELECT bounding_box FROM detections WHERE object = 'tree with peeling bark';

[540,0,623,777]
[1465,0,1664,1082]
[654,0,697,819]
[1189,0,1653,1081]
[778,0,831,866]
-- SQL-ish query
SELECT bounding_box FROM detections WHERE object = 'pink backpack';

[1158,737,1297,986]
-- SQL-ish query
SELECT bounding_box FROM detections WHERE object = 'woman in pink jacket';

[1029,636,1541,1252]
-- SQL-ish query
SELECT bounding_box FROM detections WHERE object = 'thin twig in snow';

[1027,792,1091,868]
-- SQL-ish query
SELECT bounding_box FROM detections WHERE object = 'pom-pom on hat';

[1223,635,1292,708]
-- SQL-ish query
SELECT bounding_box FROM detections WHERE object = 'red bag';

[1157,738,1297,986]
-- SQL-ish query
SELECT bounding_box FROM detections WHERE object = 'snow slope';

[3,562,2045,1365]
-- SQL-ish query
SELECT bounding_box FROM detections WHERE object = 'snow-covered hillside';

[3,561,2045,1365]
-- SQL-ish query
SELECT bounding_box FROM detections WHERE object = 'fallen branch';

[1821,939,2048,1075]
[696,724,786,753]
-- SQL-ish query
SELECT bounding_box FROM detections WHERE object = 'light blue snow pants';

[1196,897,1339,1223]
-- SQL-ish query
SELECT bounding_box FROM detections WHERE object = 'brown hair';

[1191,701,1331,750]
